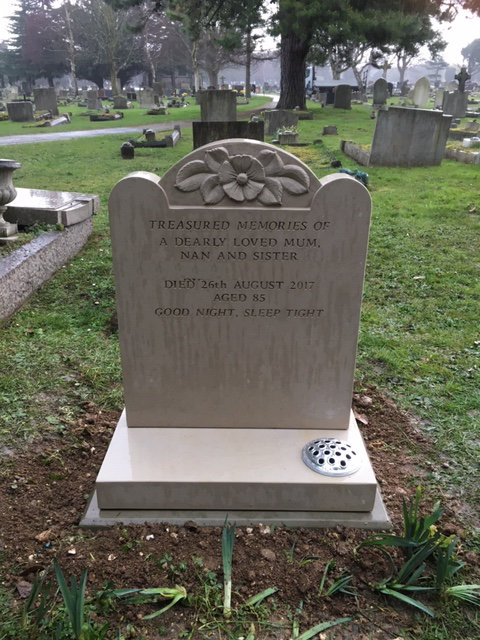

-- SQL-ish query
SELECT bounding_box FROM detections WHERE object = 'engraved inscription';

[150,215,331,320]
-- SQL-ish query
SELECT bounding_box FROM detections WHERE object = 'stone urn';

[0,159,21,239]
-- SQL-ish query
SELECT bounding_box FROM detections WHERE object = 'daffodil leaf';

[278,165,310,194]
[204,147,230,172]
[257,177,283,205]
[175,160,212,192]
[258,149,284,176]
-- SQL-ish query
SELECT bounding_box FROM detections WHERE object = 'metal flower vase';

[0,159,21,239]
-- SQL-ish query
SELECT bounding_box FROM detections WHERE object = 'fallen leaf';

[354,411,368,425]
[35,529,53,543]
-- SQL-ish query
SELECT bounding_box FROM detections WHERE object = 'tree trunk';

[110,59,119,95]
[245,29,252,99]
[192,41,201,91]
[277,30,311,110]
[330,63,341,80]
[352,65,365,99]
[64,1,78,96]
[207,67,218,88]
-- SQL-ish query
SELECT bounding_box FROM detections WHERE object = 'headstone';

[5,187,99,227]
[113,95,128,110]
[192,121,264,149]
[263,110,299,135]
[199,90,237,122]
[323,125,338,135]
[442,91,467,118]
[434,89,444,109]
[121,142,135,159]
[138,88,157,109]
[152,82,164,97]
[87,90,102,110]
[144,129,156,142]
[6,101,34,122]
[86,138,386,527]
[33,88,59,116]
[464,120,480,133]
[412,77,430,108]
[334,85,352,110]
[373,78,388,106]
[369,106,452,167]
[455,66,470,93]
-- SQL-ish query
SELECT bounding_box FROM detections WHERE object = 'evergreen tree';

[7,0,68,86]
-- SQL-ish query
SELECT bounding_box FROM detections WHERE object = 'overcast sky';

[0,1,478,67]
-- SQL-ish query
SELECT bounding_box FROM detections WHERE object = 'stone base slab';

[81,487,390,529]
[89,410,385,523]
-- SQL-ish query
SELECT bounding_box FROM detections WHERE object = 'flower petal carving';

[243,180,265,201]
[204,147,229,172]
[200,175,225,204]
[278,164,310,194]
[175,160,212,192]
[218,160,237,185]
[258,149,284,176]
[174,147,310,205]
[223,181,245,202]
[257,177,283,205]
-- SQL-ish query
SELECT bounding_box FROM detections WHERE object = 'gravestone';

[334,84,352,110]
[138,88,158,109]
[192,121,264,149]
[5,188,100,227]
[199,89,237,122]
[442,91,467,118]
[87,90,102,110]
[369,106,452,167]
[113,95,128,109]
[372,78,388,106]
[455,66,470,93]
[152,82,164,97]
[7,101,34,122]
[33,88,59,115]
[84,138,388,528]
[434,89,444,109]
[263,109,299,135]
[464,120,480,133]
[412,77,430,108]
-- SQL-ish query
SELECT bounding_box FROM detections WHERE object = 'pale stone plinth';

[91,410,383,517]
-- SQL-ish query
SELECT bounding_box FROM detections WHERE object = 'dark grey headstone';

[192,121,264,149]
[7,101,34,122]
[198,90,237,122]
[33,88,58,115]
[334,85,352,110]
[442,91,467,119]
[373,79,388,106]
[263,110,299,135]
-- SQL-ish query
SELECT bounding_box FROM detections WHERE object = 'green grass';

[0,95,272,137]
[1,104,479,503]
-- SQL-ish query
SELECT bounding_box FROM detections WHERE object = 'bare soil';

[0,386,478,639]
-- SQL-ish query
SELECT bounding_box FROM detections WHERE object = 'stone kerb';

[108,139,371,431]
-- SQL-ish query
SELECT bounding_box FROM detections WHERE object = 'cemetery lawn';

[0,95,272,137]
[0,104,479,639]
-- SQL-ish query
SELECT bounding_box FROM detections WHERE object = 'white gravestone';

[87,139,387,527]
[412,77,430,108]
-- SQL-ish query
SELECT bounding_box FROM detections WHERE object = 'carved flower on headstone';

[174,147,310,206]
